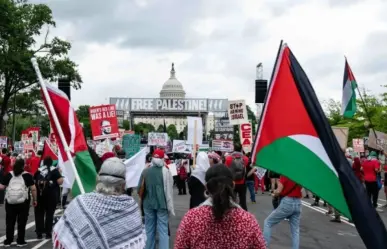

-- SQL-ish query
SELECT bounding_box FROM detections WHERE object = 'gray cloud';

[359,30,387,75]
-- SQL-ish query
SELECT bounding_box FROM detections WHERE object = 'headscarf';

[191,152,210,185]
[368,151,378,160]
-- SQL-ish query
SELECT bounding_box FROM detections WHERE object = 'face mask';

[152,158,164,167]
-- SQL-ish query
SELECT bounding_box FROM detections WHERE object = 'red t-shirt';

[25,156,40,176]
[225,155,249,185]
[362,159,380,182]
[280,176,302,198]
[1,154,11,176]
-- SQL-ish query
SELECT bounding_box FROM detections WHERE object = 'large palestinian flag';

[341,59,357,118]
[252,44,387,248]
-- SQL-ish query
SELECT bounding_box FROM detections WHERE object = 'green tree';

[157,124,164,132]
[246,105,257,135]
[76,105,91,138]
[0,0,82,134]
[134,122,155,135]
[167,124,178,140]
[179,125,187,140]
[123,120,130,130]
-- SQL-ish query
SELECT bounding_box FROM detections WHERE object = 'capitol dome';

[160,63,186,98]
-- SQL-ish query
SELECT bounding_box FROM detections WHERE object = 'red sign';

[89,104,119,140]
[239,123,252,152]
[352,138,364,153]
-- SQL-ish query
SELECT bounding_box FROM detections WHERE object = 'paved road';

[0,188,386,249]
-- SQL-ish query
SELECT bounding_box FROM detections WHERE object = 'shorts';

[269,171,280,179]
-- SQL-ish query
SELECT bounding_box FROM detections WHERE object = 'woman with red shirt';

[352,157,363,183]
[361,151,380,208]
[174,164,266,249]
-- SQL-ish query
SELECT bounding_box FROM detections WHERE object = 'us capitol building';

[134,63,215,135]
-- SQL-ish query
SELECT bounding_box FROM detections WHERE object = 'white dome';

[160,63,186,98]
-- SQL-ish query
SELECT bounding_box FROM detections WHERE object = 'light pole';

[3,113,9,136]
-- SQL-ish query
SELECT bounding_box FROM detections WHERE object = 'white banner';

[228,100,248,125]
[255,167,267,180]
[125,147,147,188]
[212,140,234,152]
[147,132,168,146]
[172,140,189,152]
[187,117,203,145]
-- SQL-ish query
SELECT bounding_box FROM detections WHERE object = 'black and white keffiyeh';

[53,192,146,249]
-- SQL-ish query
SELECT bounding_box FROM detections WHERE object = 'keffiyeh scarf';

[53,192,146,249]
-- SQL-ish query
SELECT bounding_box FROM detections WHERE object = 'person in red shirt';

[263,176,302,249]
[25,150,41,176]
[224,147,249,211]
[361,151,381,208]
[1,148,12,176]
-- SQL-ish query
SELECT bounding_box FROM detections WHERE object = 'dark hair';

[43,156,53,167]
[2,148,7,154]
[233,144,242,152]
[37,150,43,156]
[13,159,25,176]
[205,164,235,220]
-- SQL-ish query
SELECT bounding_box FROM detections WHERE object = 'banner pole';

[192,120,197,169]
[31,58,86,194]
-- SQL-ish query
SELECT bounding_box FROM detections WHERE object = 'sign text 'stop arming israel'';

[148,132,169,146]
[228,100,248,125]
[110,98,228,112]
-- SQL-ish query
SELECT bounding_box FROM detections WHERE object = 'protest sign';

[228,100,248,125]
[89,104,119,140]
[239,123,252,153]
[352,138,365,153]
[148,132,168,146]
[122,134,141,159]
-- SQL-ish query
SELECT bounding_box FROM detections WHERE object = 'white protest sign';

[228,100,248,125]
[187,117,203,145]
[168,163,178,177]
[172,140,189,152]
[255,167,267,180]
[125,147,147,188]
[147,132,168,146]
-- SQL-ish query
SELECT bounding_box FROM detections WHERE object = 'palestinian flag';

[341,59,357,118]
[252,43,387,248]
[41,84,97,197]
[40,140,58,166]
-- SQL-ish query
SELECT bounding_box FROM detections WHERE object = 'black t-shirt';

[1,172,34,187]
[245,165,255,181]
[34,168,62,198]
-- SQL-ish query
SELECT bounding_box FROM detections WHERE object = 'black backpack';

[229,152,245,181]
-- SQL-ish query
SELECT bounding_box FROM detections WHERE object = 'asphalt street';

[0,188,386,249]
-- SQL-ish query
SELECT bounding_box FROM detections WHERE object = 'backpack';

[5,172,28,204]
[229,152,246,181]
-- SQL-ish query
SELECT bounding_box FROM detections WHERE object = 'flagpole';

[345,58,378,141]
[31,58,86,195]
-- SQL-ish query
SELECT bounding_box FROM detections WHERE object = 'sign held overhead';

[228,100,248,125]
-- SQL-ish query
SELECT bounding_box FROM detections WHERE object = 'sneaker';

[252,201,256,204]
[330,218,341,223]
[46,234,52,240]
[3,241,12,247]
[325,211,333,215]
[17,241,27,247]
[311,202,319,207]
[304,195,310,199]
[37,234,43,240]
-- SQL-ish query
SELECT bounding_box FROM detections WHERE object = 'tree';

[246,105,257,135]
[0,0,82,134]
[167,124,178,140]
[123,120,130,130]
[76,105,91,138]
[134,122,155,135]
[179,125,187,140]
[157,124,164,132]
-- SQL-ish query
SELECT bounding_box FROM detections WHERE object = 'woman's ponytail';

[205,165,236,221]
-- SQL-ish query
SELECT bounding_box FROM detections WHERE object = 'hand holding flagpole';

[31,58,86,194]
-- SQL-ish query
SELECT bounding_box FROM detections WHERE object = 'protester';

[264,175,302,249]
[208,152,220,166]
[188,152,210,208]
[352,157,363,183]
[361,151,381,208]
[177,161,188,195]
[0,158,37,247]
[174,164,266,249]
[34,156,63,239]
[225,147,248,211]
[246,162,257,203]
[53,157,145,249]
[138,149,174,249]
[25,150,40,176]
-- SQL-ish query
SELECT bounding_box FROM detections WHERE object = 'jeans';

[364,181,379,208]
[264,197,301,249]
[246,181,256,202]
[144,208,169,249]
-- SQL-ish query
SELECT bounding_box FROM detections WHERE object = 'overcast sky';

[33,0,387,110]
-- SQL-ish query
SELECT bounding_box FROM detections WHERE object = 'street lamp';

[3,113,9,136]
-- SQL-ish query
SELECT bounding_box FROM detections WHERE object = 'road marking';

[0,209,62,242]
[0,239,40,246]
[379,199,386,202]
[31,239,49,249]
[300,200,355,227]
